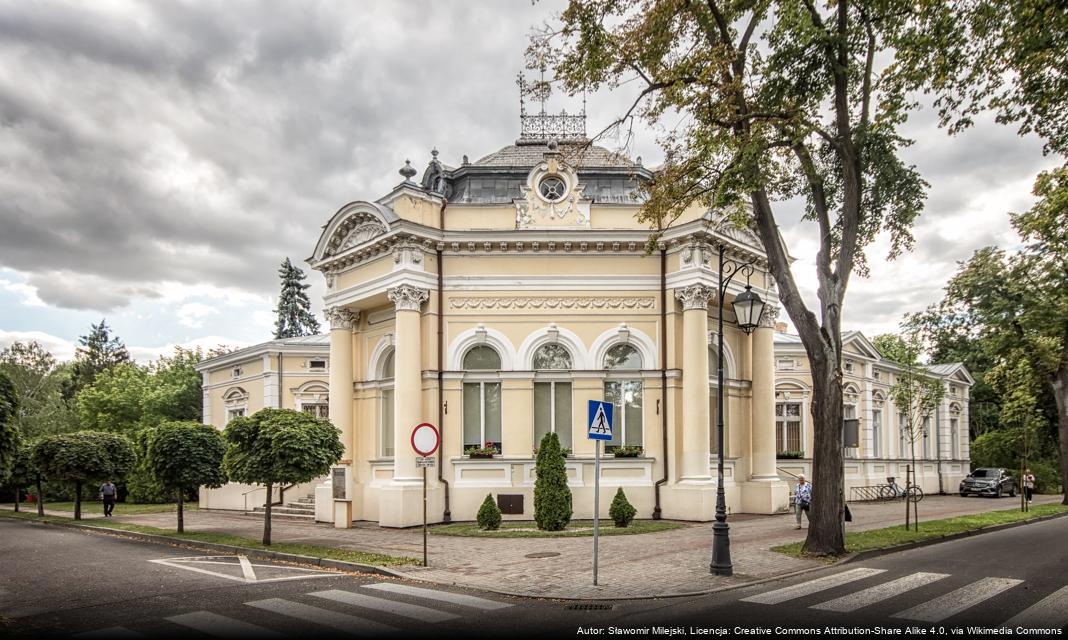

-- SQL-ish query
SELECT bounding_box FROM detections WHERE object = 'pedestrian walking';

[1023,469,1036,503]
[794,474,812,529]
[99,480,117,517]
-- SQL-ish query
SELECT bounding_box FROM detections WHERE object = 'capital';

[675,284,714,311]
[387,284,430,312]
[758,303,780,328]
[324,306,360,330]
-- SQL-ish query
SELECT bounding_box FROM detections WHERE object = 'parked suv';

[959,468,1017,498]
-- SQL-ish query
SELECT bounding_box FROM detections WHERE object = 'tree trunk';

[263,481,272,546]
[1052,355,1068,506]
[36,474,44,516]
[13,488,18,512]
[177,489,184,534]
[803,364,846,556]
[74,480,82,520]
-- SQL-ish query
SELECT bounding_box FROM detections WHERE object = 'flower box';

[612,446,644,458]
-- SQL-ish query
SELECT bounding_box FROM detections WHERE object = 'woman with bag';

[795,474,812,530]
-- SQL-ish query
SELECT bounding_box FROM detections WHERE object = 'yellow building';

[197,114,969,526]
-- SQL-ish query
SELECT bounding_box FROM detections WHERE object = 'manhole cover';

[524,551,561,559]
[565,603,614,610]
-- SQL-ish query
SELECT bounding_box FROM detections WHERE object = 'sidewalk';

[5,495,1062,600]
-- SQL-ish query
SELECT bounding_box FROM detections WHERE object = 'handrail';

[241,486,267,513]
[776,467,800,479]
[275,483,296,507]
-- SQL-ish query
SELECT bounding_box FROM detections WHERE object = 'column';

[387,284,429,482]
[750,304,778,480]
[326,306,359,462]
[676,285,713,482]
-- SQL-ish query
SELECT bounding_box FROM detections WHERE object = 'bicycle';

[879,476,923,502]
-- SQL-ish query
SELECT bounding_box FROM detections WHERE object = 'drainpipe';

[438,197,451,522]
[653,247,668,519]
[277,353,283,408]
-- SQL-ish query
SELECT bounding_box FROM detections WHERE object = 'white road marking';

[1003,585,1068,629]
[166,611,285,638]
[310,589,458,622]
[75,627,146,639]
[246,598,396,635]
[740,568,888,605]
[148,556,336,584]
[891,577,1024,622]
[811,572,950,612]
[363,582,512,610]
[237,556,257,582]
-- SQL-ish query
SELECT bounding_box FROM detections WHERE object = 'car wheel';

[959,492,967,497]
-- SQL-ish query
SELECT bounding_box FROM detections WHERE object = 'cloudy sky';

[0,1,1061,363]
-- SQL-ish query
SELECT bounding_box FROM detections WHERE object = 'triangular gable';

[842,331,882,359]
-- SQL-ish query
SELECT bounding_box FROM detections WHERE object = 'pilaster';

[676,285,713,483]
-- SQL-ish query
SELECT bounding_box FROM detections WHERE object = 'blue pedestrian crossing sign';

[587,400,613,441]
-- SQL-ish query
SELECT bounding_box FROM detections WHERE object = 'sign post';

[587,400,613,586]
[411,422,440,567]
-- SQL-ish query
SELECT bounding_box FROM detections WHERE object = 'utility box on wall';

[497,494,524,515]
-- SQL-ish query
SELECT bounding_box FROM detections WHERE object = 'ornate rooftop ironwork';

[519,112,587,142]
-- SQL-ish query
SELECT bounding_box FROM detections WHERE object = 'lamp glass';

[731,286,765,332]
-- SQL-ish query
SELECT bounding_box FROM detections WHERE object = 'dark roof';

[471,142,639,169]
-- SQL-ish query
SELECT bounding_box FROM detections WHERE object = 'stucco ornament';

[514,156,590,229]
[387,285,430,312]
[759,303,781,328]
[324,307,360,330]
[449,296,655,310]
[675,285,715,311]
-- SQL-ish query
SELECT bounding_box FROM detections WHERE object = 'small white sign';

[416,456,435,468]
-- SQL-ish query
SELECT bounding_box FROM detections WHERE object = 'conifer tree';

[273,258,321,339]
[534,432,572,531]
[62,320,131,401]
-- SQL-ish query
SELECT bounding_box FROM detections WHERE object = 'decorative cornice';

[675,285,715,311]
[449,296,656,310]
[324,307,360,330]
[759,303,780,328]
[388,284,430,312]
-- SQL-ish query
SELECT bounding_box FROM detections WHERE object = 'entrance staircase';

[248,493,316,521]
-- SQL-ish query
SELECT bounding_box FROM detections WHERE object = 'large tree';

[142,421,227,532]
[544,0,936,554]
[273,258,321,339]
[222,408,343,545]
[0,370,19,482]
[32,431,135,519]
[75,363,149,434]
[63,320,132,401]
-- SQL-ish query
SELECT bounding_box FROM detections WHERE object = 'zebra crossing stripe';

[74,627,146,639]
[811,572,950,612]
[166,611,286,638]
[890,577,1024,622]
[309,589,459,622]
[246,598,397,635]
[740,568,887,605]
[363,582,512,610]
[1003,585,1068,629]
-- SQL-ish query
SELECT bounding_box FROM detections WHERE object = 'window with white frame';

[463,345,502,453]
[380,349,395,457]
[603,343,643,451]
[899,411,909,458]
[843,385,859,455]
[223,387,248,424]
[533,343,573,451]
[709,349,730,455]
[308,358,327,372]
[844,360,855,373]
[302,402,329,419]
[922,415,931,458]
[872,391,885,458]
[231,367,242,378]
[776,358,795,370]
[775,402,803,454]
[873,370,882,381]
[949,403,962,459]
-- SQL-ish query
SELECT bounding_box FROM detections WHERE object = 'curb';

[2,515,406,579]
[842,509,1068,564]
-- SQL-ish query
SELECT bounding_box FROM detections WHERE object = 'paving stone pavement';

[5,494,1061,600]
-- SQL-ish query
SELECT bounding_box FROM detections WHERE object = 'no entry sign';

[411,423,440,457]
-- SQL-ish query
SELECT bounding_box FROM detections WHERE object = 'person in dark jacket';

[99,480,117,517]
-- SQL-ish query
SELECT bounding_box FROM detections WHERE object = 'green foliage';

[0,342,78,439]
[0,369,18,481]
[222,408,344,486]
[533,432,571,531]
[879,333,946,458]
[75,363,149,433]
[612,446,643,458]
[32,431,135,483]
[142,349,205,424]
[63,319,132,401]
[273,258,321,339]
[145,421,227,494]
[4,442,35,502]
[476,494,502,530]
[609,487,637,528]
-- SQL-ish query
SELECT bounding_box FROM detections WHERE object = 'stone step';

[254,506,315,516]
[245,510,317,521]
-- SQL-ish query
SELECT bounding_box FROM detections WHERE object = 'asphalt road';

[3,516,1067,639]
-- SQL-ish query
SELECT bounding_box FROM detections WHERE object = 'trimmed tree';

[609,488,637,528]
[273,258,321,339]
[0,369,18,482]
[4,443,35,512]
[143,421,228,533]
[477,494,502,531]
[222,408,343,545]
[31,431,134,520]
[534,432,571,531]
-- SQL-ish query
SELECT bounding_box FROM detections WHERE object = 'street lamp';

[711,244,766,576]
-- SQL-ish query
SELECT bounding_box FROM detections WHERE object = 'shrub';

[476,494,501,530]
[609,487,637,528]
[534,432,572,531]
[612,446,643,458]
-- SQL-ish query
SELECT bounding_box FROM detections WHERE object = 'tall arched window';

[463,346,502,453]
[709,349,730,455]
[949,403,962,459]
[533,343,573,451]
[603,344,643,450]
[872,391,885,458]
[380,349,395,457]
[843,383,860,457]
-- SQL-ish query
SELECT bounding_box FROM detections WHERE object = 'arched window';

[463,346,502,454]
[843,383,860,457]
[708,349,730,455]
[949,402,962,459]
[603,344,643,450]
[380,349,395,457]
[223,387,249,424]
[871,391,885,458]
[533,344,573,451]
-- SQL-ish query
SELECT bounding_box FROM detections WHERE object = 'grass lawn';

[772,503,1068,558]
[13,501,198,515]
[431,519,685,538]
[0,510,418,567]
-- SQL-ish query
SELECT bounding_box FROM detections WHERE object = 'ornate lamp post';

[711,244,766,576]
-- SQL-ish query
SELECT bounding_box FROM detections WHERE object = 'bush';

[609,487,637,528]
[534,432,572,531]
[476,494,501,530]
